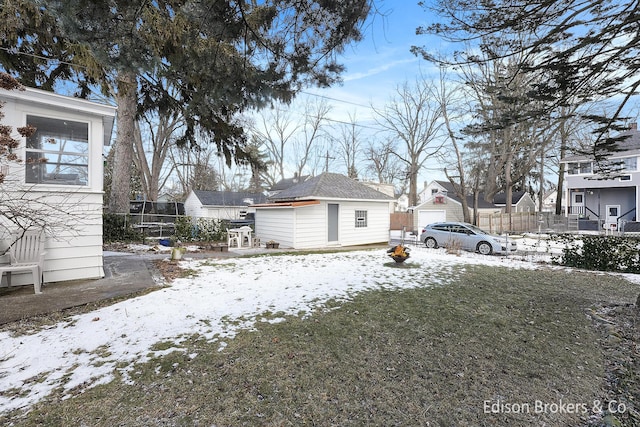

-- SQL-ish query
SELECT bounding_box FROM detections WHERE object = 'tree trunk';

[409,164,419,207]
[556,122,568,215]
[108,71,137,213]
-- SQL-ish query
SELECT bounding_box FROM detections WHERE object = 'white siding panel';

[337,201,390,247]
[183,192,203,218]
[0,191,104,286]
[292,204,326,249]
[255,208,295,248]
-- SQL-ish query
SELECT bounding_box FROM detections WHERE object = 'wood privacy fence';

[390,212,414,231]
[390,211,571,234]
[476,212,541,234]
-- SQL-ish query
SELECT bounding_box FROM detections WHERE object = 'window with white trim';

[622,156,637,171]
[355,210,368,228]
[25,115,89,185]
[567,161,592,175]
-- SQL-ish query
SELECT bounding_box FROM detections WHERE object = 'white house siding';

[291,205,326,249]
[336,200,390,247]
[184,193,249,221]
[183,192,205,218]
[255,200,391,249]
[0,87,115,286]
[255,207,296,248]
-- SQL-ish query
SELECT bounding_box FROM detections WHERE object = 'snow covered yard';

[0,236,613,417]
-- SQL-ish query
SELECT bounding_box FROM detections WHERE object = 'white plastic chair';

[0,229,46,294]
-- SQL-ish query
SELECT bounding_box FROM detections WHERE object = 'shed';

[252,173,394,249]
[0,86,116,286]
[184,189,267,220]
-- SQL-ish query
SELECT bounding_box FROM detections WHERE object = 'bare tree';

[252,104,301,186]
[434,68,473,223]
[332,112,362,178]
[373,79,444,206]
[363,137,402,185]
[133,110,183,201]
[168,142,220,200]
[252,97,331,185]
[292,98,331,178]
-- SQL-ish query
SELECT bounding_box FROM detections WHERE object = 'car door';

[429,223,451,245]
[449,224,473,250]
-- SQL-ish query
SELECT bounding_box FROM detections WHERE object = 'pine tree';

[1,0,372,212]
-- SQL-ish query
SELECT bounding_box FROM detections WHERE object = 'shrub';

[174,216,226,242]
[552,234,640,272]
[103,213,142,243]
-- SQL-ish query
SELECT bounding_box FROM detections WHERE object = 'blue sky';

[306,1,439,122]
[293,1,451,184]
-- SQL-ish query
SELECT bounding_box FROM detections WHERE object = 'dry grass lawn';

[2,264,639,426]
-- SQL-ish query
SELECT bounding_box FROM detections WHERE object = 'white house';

[0,86,116,286]
[184,189,267,220]
[252,173,395,249]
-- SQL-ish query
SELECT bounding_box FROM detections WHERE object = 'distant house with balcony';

[561,123,640,231]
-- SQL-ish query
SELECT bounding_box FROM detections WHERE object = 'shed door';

[328,204,339,242]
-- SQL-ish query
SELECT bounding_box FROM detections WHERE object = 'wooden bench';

[0,229,46,294]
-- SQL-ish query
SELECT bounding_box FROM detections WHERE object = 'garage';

[418,209,446,227]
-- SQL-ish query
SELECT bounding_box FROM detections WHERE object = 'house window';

[567,162,592,175]
[622,157,637,171]
[355,210,368,228]
[25,115,89,185]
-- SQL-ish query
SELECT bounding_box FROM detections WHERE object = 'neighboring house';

[561,123,640,230]
[0,86,116,285]
[184,189,267,220]
[396,194,409,212]
[413,180,535,230]
[266,174,311,197]
[493,191,536,213]
[252,173,394,249]
[541,190,562,213]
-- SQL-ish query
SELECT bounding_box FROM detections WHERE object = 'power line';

[0,48,386,131]
[300,90,373,110]
[0,47,87,69]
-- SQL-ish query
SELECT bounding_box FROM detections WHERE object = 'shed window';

[25,115,89,185]
[355,210,368,228]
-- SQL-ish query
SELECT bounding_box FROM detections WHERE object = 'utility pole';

[323,150,335,173]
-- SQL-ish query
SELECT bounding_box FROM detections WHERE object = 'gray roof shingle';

[269,173,395,201]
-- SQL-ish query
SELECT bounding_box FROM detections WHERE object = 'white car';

[419,222,517,255]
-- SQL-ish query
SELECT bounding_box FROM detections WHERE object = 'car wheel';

[477,241,492,255]
[425,237,438,249]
